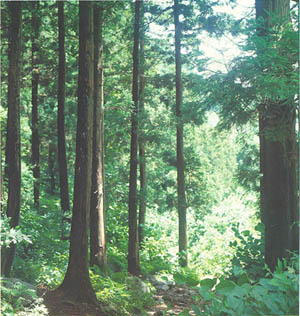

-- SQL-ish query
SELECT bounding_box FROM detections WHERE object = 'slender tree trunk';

[48,142,56,195]
[31,1,40,210]
[128,0,140,275]
[90,3,107,270]
[256,0,298,271]
[56,1,96,304]
[138,1,146,248]
[0,123,3,214]
[57,1,70,215]
[3,1,22,277]
[174,0,188,267]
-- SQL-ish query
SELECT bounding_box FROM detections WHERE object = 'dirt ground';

[39,282,203,316]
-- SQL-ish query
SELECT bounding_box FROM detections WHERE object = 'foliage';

[189,188,259,277]
[12,195,68,286]
[173,266,201,287]
[0,215,32,248]
[140,229,175,275]
[1,0,298,314]
[195,254,299,316]
[0,278,48,316]
[235,124,260,193]
[229,223,265,279]
[206,15,298,129]
[89,269,155,315]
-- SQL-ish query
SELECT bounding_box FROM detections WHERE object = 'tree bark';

[0,122,2,214]
[90,3,107,270]
[57,1,70,215]
[48,142,56,195]
[174,0,188,267]
[256,0,299,272]
[3,1,22,277]
[128,0,140,275]
[56,1,96,304]
[31,1,40,210]
[138,1,147,248]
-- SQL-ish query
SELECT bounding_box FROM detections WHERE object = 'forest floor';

[145,282,201,315]
[39,281,202,316]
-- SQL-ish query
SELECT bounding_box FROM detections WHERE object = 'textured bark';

[31,1,40,210]
[57,1,96,304]
[57,1,70,214]
[90,4,107,270]
[138,1,146,248]
[128,0,140,275]
[174,0,188,267]
[3,1,22,277]
[256,0,298,271]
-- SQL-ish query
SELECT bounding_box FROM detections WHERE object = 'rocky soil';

[145,276,203,316]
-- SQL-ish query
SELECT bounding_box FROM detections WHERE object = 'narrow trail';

[38,277,204,316]
[146,277,203,316]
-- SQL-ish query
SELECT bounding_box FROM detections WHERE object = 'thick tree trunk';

[174,0,188,267]
[138,1,146,248]
[128,0,140,275]
[256,0,298,271]
[3,1,22,277]
[57,1,96,304]
[31,1,40,210]
[90,3,107,270]
[57,1,70,215]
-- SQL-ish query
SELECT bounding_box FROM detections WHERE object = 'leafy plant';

[229,223,265,279]
[0,215,31,248]
[140,234,174,275]
[89,269,155,315]
[173,266,201,287]
[195,254,299,315]
[0,278,48,316]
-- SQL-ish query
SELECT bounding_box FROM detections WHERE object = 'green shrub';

[89,269,155,315]
[0,215,31,248]
[229,223,264,279]
[173,266,201,287]
[194,254,299,315]
[140,235,174,275]
[0,278,48,316]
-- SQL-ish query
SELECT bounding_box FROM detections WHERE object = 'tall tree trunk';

[128,0,140,275]
[138,1,146,248]
[3,1,22,277]
[57,1,70,215]
[90,3,107,270]
[56,1,96,304]
[48,142,56,195]
[31,1,40,210]
[256,0,298,272]
[174,0,188,267]
[0,123,3,214]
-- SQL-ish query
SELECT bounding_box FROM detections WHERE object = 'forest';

[1,0,299,315]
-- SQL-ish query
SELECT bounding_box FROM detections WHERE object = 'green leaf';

[197,288,212,302]
[258,278,278,291]
[251,284,267,301]
[225,294,244,313]
[237,272,250,286]
[177,310,191,316]
[215,280,236,295]
[200,278,217,290]
[192,304,203,315]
